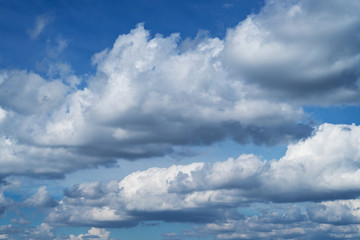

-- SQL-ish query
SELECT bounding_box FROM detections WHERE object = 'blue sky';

[1,0,360,239]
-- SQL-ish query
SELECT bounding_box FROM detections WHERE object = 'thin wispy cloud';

[27,14,52,40]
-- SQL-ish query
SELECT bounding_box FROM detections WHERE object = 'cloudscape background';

[1,0,360,239]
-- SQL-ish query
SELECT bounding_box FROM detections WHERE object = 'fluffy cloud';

[308,199,360,225]
[15,224,113,240]
[69,227,113,240]
[0,136,102,178]
[26,223,55,240]
[265,123,360,202]
[1,0,360,180]
[224,0,360,104]
[40,23,307,152]
[47,124,360,227]
[24,186,58,208]
[3,0,360,239]
[199,205,360,240]
[0,24,309,178]
[0,70,67,115]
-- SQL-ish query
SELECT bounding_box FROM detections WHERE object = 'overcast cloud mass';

[1,0,360,239]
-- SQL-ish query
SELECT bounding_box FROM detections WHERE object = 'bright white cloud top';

[0,0,360,239]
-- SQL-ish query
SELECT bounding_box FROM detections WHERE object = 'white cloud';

[1,0,360,180]
[0,22,310,178]
[308,199,360,225]
[267,123,360,201]
[224,0,360,104]
[28,223,54,239]
[197,202,360,239]
[0,107,6,124]
[69,227,112,240]
[36,24,308,153]
[47,124,360,227]
[24,186,58,207]
[1,2,360,238]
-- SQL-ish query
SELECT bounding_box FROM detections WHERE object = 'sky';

[1,0,360,239]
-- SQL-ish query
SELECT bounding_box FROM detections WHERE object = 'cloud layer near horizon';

[47,124,360,228]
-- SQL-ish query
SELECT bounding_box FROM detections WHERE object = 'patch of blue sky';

[109,222,207,240]
[305,105,360,125]
[0,0,264,75]
[55,222,206,240]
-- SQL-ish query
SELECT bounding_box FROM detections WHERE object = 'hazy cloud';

[27,14,52,40]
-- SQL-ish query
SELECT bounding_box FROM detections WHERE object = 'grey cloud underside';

[224,0,360,104]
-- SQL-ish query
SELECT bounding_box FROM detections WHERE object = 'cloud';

[46,124,360,227]
[0,180,20,216]
[0,23,310,178]
[198,206,360,240]
[2,2,360,238]
[27,14,52,40]
[308,199,360,225]
[224,0,360,104]
[24,186,58,208]
[45,37,68,59]
[26,223,55,240]
[0,70,68,115]
[3,222,114,240]
[0,107,6,124]
[69,227,113,240]
[1,0,360,180]
[0,136,104,178]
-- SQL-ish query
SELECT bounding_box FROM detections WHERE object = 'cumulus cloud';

[0,136,103,178]
[0,70,67,115]
[26,223,55,240]
[1,0,360,180]
[69,227,113,240]
[24,186,58,208]
[47,124,360,227]
[2,0,359,239]
[198,206,360,240]
[4,223,114,240]
[308,199,360,225]
[0,24,310,178]
[224,0,360,104]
